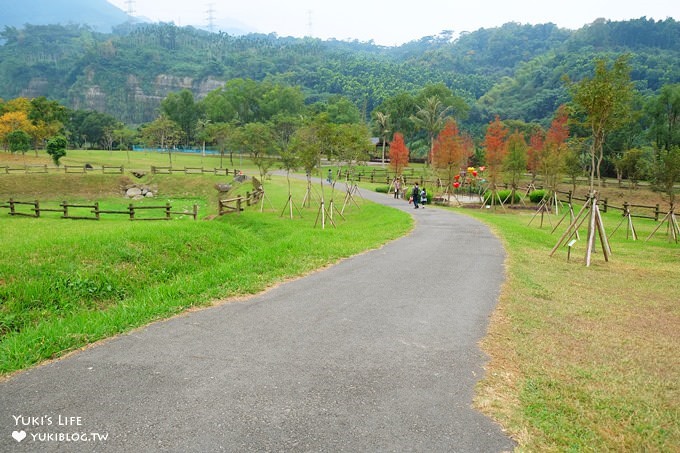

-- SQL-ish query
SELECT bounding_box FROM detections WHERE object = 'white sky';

[106,0,679,46]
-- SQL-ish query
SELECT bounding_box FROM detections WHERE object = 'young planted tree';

[527,127,544,184]
[570,56,634,192]
[291,125,322,207]
[503,131,528,206]
[238,122,278,182]
[388,132,410,177]
[541,105,571,194]
[563,148,584,194]
[373,111,390,167]
[652,145,680,206]
[140,114,183,166]
[483,116,509,205]
[432,119,468,201]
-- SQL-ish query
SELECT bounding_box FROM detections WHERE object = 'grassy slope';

[463,205,679,451]
[0,154,413,375]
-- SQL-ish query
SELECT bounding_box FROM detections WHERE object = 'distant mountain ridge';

[0,16,678,132]
[0,0,131,33]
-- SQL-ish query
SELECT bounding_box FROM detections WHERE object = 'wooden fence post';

[237,197,242,214]
[9,198,14,215]
[94,202,100,220]
[34,200,40,217]
[129,203,135,220]
[62,200,68,218]
[655,204,660,221]
[165,202,171,220]
[192,204,198,220]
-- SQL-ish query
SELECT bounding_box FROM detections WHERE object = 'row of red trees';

[387,106,571,199]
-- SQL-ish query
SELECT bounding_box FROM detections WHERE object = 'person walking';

[420,186,427,208]
[412,182,421,209]
[394,178,401,199]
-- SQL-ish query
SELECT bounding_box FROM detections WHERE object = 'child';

[420,187,427,208]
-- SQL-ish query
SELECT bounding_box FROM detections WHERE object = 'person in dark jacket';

[412,182,421,208]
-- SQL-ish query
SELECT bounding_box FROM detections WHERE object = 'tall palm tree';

[411,96,451,165]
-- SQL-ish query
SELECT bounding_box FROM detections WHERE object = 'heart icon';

[12,430,26,442]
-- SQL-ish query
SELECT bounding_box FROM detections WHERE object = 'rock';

[126,187,142,198]
[145,191,154,198]
[215,183,232,192]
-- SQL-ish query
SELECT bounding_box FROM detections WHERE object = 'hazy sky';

[106,0,678,46]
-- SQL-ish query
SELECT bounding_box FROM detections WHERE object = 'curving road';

[1,186,515,452]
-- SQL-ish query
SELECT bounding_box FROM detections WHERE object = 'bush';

[483,189,522,204]
[529,189,547,203]
[375,185,390,193]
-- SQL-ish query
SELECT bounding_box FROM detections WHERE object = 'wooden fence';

[3,199,198,221]
[218,189,264,216]
[556,190,661,221]
[0,164,239,176]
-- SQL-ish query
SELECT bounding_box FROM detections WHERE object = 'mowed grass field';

[464,202,679,451]
[2,149,678,450]
[0,150,413,375]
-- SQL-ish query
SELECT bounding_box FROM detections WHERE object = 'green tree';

[237,122,278,181]
[503,131,528,205]
[140,115,184,166]
[411,96,451,165]
[646,83,680,152]
[618,148,650,189]
[652,145,680,205]
[46,135,67,166]
[570,55,634,192]
[6,129,31,154]
[161,89,203,147]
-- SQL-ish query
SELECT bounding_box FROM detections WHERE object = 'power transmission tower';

[306,10,313,38]
[124,0,135,16]
[206,4,216,33]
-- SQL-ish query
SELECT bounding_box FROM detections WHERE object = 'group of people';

[392,178,426,209]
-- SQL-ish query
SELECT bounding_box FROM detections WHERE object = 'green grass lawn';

[0,160,413,375]
[2,150,678,450]
[462,204,679,451]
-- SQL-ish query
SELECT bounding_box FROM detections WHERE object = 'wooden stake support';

[646,205,679,243]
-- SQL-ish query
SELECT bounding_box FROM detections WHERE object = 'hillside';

[0,17,679,131]
[0,0,130,33]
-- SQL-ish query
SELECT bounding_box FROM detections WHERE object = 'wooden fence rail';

[218,188,264,215]
[556,190,660,221]
[2,199,198,221]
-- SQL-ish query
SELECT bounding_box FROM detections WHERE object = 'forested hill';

[0,17,678,131]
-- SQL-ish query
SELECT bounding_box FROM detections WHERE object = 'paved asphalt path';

[1,185,515,452]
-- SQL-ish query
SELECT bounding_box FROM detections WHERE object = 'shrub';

[375,185,390,193]
[483,189,521,204]
[529,189,547,203]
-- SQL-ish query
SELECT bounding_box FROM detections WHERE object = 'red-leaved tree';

[388,132,410,176]
[541,105,570,192]
[483,116,509,189]
[432,119,469,199]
